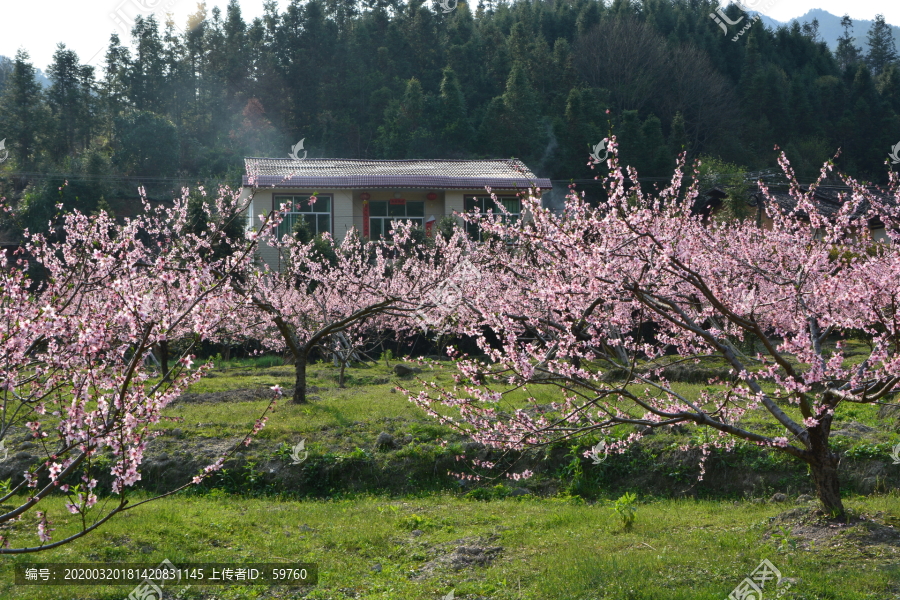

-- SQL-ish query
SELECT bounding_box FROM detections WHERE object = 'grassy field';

[1,493,898,599]
[0,355,898,599]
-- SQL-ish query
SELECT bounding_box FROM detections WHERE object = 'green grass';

[3,354,899,599]
[0,492,897,599]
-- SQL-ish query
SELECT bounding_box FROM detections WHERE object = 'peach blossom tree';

[409,144,900,518]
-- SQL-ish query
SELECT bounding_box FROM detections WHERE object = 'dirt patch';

[877,402,900,424]
[407,533,504,581]
[831,421,878,439]
[765,507,900,554]
[172,386,322,405]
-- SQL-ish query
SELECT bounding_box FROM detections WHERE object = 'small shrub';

[771,525,799,553]
[609,492,638,530]
[342,447,372,461]
[397,513,435,530]
[842,442,894,460]
[465,484,511,501]
[272,442,295,462]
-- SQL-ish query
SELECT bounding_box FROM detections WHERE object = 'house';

[241,157,551,268]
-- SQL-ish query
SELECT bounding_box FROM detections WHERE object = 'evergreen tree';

[113,111,179,176]
[374,78,433,158]
[162,17,190,132]
[436,66,472,155]
[835,14,862,73]
[291,210,338,267]
[549,86,604,179]
[800,18,821,44]
[47,44,94,158]
[223,0,249,104]
[129,15,166,113]
[0,50,46,171]
[0,55,13,95]
[865,14,898,76]
[877,63,900,115]
[669,111,688,158]
[492,61,544,160]
[0,0,898,186]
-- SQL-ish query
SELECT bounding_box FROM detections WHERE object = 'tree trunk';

[808,449,845,519]
[293,353,308,404]
[159,340,169,381]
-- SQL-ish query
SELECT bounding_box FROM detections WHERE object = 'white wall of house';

[241,185,537,269]
[445,191,466,220]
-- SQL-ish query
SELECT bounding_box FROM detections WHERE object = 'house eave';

[242,175,552,190]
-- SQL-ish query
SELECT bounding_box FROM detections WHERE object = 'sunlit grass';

[0,492,897,599]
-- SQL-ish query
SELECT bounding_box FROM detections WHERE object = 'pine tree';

[0,50,46,171]
[801,18,821,44]
[162,18,190,131]
[436,66,472,155]
[865,14,898,76]
[47,44,93,158]
[223,0,249,104]
[669,111,688,158]
[500,62,543,159]
[835,15,862,73]
[98,35,131,145]
[548,86,599,179]
[877,63,900,114]
[129,15,166,113]
[374,78,434,158]
[0,55,13,94]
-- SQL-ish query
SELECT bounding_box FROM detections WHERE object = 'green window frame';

[368,200,425,239]
[464,196,521,240]
[275,194,332,239]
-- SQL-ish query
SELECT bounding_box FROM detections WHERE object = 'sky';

[1,0,899,73]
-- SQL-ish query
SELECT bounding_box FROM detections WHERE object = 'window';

[275,194,332,238]
[368,199,424,239]
[464,196,521,240]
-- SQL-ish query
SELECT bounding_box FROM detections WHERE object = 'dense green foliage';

[1,0,900,235]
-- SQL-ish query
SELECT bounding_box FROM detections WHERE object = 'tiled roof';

[242,157,552,190]
[752,186,896,225]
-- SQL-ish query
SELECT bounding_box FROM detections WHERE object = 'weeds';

[610,492,638,531]
[771,525,799,553]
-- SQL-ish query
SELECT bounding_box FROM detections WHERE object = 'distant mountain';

[745,8,900,52]
[36,68,51,88]
[0,54,51,90]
